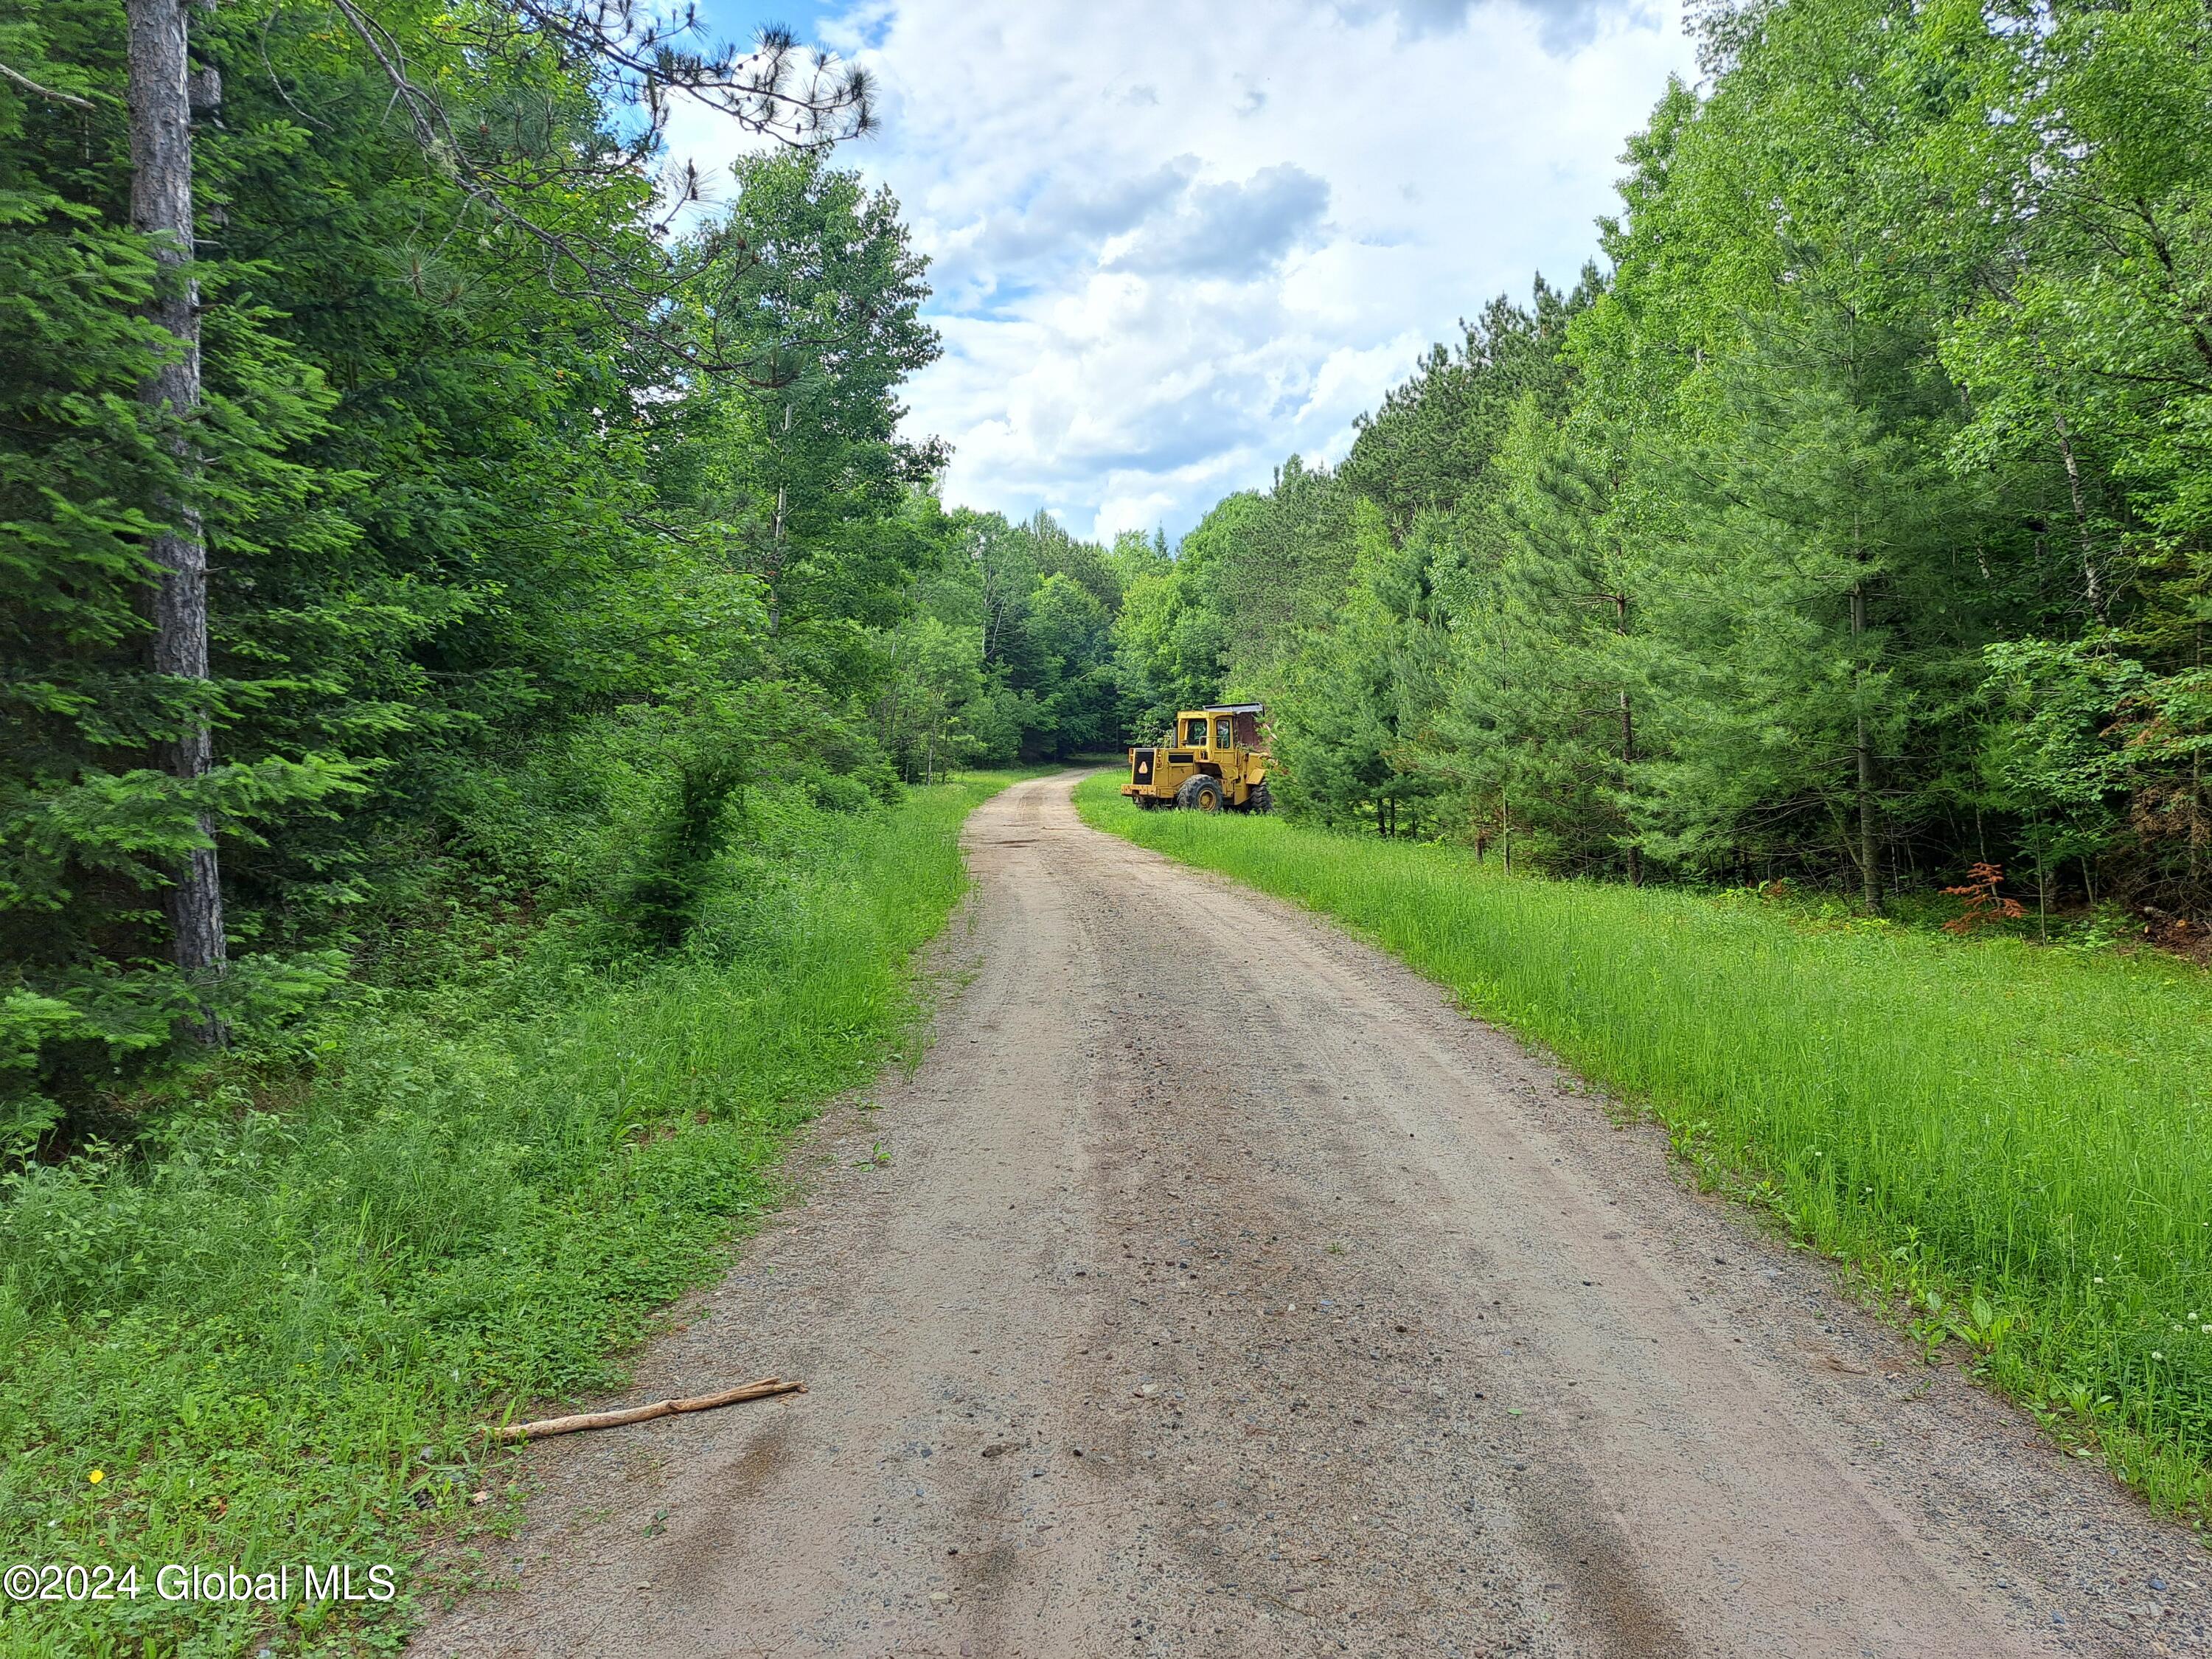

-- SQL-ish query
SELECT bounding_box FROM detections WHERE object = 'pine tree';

[1442,398,1646,877]
[1638,276,1994,903]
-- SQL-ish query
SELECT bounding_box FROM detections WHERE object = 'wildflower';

[2093,1276,2104,1284]
[2152,1351,2165,1360]
[2202,1325,2211,1335]
[88,1470,102,1484]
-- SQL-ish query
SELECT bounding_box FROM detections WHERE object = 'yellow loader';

[1122,703,1274,813]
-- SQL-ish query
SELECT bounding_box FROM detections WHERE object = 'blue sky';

[678,0,1697,542]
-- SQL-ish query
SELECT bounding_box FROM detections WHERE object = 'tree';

[1144,0,2209,922]
[1340,276,1593,538]
[102,1,880,1035]
[324,1,872,374]
[3,0,959,1129]
[1638,281,1994,905]
[1441,397,1646,877]
[657,150,942,650]
[1273,498,1451,835]
[124,0,222,990]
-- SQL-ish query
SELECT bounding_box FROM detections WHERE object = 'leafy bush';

[620,753,748,952]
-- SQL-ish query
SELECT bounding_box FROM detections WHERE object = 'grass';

[0,772,1025,1658]
[1074,773,2212,1518]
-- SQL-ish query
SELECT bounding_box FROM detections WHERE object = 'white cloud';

[678,0,1697,540]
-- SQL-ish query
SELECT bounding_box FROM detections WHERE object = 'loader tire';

[1175,775,1225,813]
[1249,782,1274,815]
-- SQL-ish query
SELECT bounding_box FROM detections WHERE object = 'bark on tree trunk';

[1851,582,1880,915]
[1621,687,1642,888]
[767,482,785,638]
[765,400,793,638]
[1615,591,1641,887]
[2194,625,2206,908]
[2052,408,2106,625]
[127,0,227,1006]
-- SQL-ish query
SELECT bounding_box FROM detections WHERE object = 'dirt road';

[414,773,2208,1658]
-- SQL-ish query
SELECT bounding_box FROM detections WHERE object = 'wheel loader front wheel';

[1175,775,1225,813]
[1249,782,1274,815]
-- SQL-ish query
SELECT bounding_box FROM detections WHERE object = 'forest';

[4,0,2211,1640]
[1,4,1153,1641]
[0,0,1142,1146]
[1130,0,2211,934]
[20,0,2203,1144]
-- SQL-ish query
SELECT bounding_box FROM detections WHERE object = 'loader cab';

[1123,702,1273,813]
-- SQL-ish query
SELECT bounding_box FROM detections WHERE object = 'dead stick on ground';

[492,1377,804,1444]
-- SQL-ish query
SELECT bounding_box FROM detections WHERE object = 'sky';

[678,0,1699,543]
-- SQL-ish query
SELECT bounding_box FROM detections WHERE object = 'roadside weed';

[0,774,1025,1655]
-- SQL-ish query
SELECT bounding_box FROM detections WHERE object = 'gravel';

[411,774,2209,1658]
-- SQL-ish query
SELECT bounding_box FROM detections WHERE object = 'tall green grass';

[0,774,1019,1658]
[1074,773,2212,1512]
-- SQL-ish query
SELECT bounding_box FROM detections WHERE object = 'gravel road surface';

[412,772,2209,1658]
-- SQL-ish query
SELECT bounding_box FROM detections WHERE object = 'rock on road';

[414,773,2208,1658]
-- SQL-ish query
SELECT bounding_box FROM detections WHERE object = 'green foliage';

[1,6,381,1127]
[0,1,1099,1646]
[1113,517,1233,737]
[0,775,1017,1656]
[1077,772,2212,1510]
[1158,0,2212,922]
[1630,282,1997,895]
[872,506,1136,774]
[1339,276,1593,537]
[620,751,747,953]
[1114,286,1590,838]
[0,0,1007,1128]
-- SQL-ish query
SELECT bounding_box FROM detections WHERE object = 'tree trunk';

[765,400,793,637]
[977,527,1004,665]
[1615,591,1640,887]
[2052,408,2106,625]
[127,0,227,1004]
[2194,624,2206,910]
[1621,686,1643,887]
[1850,582,1880,915]
[767,483,786,637]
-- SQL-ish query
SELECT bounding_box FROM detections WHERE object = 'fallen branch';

[492,1377,804,1443]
